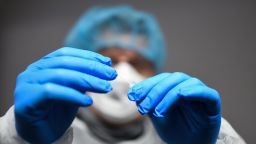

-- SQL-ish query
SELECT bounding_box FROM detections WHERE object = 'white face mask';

[87,62,145,124]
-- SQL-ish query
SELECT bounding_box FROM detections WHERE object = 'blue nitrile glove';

[128,72,221,144]
[14,47,117,144]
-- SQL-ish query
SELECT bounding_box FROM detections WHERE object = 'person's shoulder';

[217,117,246,144]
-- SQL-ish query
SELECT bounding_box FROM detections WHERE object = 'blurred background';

[0,0,255,143]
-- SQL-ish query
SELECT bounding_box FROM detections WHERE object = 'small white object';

[87,62,145,124]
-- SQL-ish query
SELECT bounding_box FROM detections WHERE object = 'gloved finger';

[43,47,112,66]
[179,85,221,116]
[127,73,171,101]
[19,83,93,107]
[23,68,112,93]
[27,56,117,80]
[136,73,192,114]
[153,77,207,117]
[41,83,93,106]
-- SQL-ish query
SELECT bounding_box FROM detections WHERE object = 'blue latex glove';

[128,72,221,144]
[14,47,117,144]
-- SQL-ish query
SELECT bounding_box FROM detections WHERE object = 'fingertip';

[138,105,148,115]
[81,95,93,106]
[128,89,136,100]
[105,67,117,80]
[106,84,113,92]
[97,56,112,66]
[153,110,165,117]
[127,86,143,101]
[128,93,135,101]
[103,57,112,66]
[111,69,118,79]
[100,81,112,92]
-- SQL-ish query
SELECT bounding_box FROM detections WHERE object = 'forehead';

[98,48,147,61]
[99,30,149,50]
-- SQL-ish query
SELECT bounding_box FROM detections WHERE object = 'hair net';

[64,5,166,72]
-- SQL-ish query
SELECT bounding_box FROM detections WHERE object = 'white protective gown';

[0,106,246,144]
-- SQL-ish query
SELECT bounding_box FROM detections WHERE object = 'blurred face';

[99,48,155,77]
[88,47,155,126]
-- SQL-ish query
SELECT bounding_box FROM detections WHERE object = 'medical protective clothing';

[0,106,246,144]
[64,6,166,72]
[128,72,222,144]
[13,47,117,144]
[0,5,247,144]
[0,46,246,144]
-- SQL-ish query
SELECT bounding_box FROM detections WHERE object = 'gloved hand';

[128,72,221,144]
[14,47,117,144]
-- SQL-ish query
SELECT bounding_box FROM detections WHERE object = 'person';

[0,6,246,144]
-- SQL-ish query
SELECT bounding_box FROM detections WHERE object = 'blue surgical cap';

[64,5,166,72]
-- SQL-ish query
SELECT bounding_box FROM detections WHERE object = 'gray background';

[0,0,255,143]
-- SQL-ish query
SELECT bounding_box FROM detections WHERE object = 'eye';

[128,59,155,77]
[111,58,119,66]
[128,60,146,73]
[128,60,140,69]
